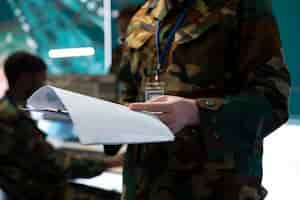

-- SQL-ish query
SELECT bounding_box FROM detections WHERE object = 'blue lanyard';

[155,0,195,74]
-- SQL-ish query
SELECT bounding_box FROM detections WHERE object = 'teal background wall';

[273,0,300,118]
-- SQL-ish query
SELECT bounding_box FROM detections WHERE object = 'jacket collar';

[147,0,209,20]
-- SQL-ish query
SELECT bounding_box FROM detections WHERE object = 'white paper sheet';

[27,85,174,145]
[72,171,122,193]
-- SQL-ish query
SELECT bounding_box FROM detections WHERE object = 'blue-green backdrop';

[273,0,300,118]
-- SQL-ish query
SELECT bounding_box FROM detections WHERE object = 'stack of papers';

[27,86,174,145]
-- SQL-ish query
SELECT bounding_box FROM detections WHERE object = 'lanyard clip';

[155,64,162,81]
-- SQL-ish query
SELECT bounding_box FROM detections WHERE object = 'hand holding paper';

[129,95,199,134]
[27,86,174,144]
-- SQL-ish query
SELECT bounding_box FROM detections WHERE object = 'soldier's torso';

[125,0,240,101]
[121,1,265,200]
[123,0,241,169]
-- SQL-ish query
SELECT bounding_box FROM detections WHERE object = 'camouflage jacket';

[0,97,105,200]
[118,0,290,200]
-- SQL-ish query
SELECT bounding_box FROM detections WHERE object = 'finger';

[129,102,171,113]
[148,95,169,102]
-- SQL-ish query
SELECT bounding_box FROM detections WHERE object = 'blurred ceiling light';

[112,10,119,18]
[5,33,13,44]
[14,8,21,16]
[97,8,118,18]
[26,37,38,50]
[80,0,88,3]
[18,16,25,23]
[96,8,104,16]
[21,23,30,32]
[87,1,97,11]
[48,47,95,58]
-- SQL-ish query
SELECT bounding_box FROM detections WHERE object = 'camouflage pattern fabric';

[118,0,291,200]
[0,97,106,200]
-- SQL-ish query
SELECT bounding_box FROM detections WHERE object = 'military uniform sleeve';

[195,1,291,158]
[50,149,106,179]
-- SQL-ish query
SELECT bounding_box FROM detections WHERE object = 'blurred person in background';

[4,51,76,140]
[0,51,119,200]
[4,51,46,107]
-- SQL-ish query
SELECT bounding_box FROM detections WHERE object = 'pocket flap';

[174,13,220,45]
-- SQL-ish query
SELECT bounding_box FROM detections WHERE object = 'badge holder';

[144,0,194,102]
[144,80,165,101]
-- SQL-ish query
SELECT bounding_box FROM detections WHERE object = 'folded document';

[27,86,174,145]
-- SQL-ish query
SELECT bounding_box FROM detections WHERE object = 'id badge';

[144,81,165,101]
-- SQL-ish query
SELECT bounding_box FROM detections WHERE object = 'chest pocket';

[174,11,220,45]
[171,13,238,89]
[126,4,239,91]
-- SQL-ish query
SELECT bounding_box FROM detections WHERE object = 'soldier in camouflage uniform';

[0,52,115,200]
[118,0,291,199]
[0,96,111,200]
